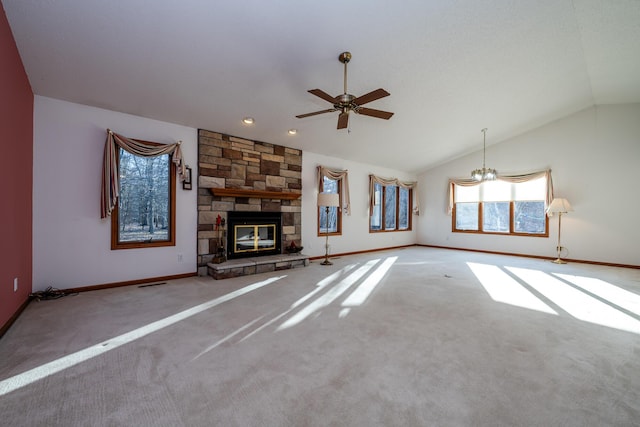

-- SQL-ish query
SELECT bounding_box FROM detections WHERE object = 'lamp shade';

[318,192,340,207]
[546,198,573,214]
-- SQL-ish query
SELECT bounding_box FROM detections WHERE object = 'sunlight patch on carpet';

[192,315,265,361]
[0,276,285,397]
[507,267,640,334]
[278,259,380,330]
[240,264,359,341]
[467,262,557,314]
[293,264,358,309]
[343,257,397,307]
[553,273,640,316]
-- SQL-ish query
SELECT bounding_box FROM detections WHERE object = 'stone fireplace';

[197,129,303,277]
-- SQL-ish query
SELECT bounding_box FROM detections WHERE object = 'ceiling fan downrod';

[339,51,352,95]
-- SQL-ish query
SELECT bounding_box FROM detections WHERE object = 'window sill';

[452,230,548,237]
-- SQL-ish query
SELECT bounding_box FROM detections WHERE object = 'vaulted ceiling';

[3,0,639,173]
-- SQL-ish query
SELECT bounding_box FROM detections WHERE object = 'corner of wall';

[0,4,34,331]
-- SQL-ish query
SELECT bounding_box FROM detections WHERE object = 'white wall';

[33,96,198,291]
[32,98,637,292]
[302,152,417,258]
[416,104,640,266]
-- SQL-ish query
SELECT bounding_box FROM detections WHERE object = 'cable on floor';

[29,286,78,301]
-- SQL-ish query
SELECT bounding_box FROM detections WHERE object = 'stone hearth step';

[208,253,309,280]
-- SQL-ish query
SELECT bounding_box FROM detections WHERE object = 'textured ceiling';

[3,0,640,173]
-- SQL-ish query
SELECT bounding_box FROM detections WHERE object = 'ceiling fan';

[296,52,394,129]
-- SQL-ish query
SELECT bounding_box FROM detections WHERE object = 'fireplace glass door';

[234,224,276,253]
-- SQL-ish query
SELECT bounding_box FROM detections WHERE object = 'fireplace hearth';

[227,211,282,260]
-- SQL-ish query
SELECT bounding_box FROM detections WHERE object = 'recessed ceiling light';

[288,129,297,135]
[242,117,254,125]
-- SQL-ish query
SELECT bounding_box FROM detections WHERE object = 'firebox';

[227,211,282,259]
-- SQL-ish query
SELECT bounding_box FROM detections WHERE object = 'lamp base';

[320,259,333,266]
[551,258,567,264]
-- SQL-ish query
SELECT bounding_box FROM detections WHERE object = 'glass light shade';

[471,167,497,181]
[484,168,497,180]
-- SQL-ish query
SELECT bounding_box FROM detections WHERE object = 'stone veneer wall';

[197,129,302,275]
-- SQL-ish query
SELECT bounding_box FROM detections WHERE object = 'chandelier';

[471,128,497,181]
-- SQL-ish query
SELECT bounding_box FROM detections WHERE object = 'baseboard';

[1,271,198,339]
[0,296,31,340]
[65,272,198,294]
[308,244,416,261]
[418,244,640,270]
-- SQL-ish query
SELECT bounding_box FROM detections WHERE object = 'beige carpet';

[1,247,639,426]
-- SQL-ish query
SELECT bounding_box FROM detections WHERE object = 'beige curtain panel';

[317,165,351,215]
[447,169,554,214]
[101,129,186,219]
[369,174,420,215]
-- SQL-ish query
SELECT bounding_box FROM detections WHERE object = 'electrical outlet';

[14,278,18,292]
[177,254,183,262]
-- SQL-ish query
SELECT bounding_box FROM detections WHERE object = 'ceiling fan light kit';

[296,52,394,129]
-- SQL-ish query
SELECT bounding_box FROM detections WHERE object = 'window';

[318,175,341,235]
[452,176,548,236]
[317,165,351,235]
[111,148,176,249]
[370,182,412,232]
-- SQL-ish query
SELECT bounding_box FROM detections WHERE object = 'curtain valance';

[101,129,186,219]
[369,174,420,215]
[317,166,351,215]
[447,169,553,215]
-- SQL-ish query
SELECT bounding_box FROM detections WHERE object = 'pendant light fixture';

[471,128,497,181]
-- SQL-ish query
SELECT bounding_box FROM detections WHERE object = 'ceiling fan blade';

[296,108,336,119]
[308,89,337,104]
[337,112,349,129]
[353,88,390,106]
[356,107,394,120]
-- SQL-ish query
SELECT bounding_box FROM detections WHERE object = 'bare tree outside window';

[384,185,397,230]
[319,176,340,234]
[514,201,546,233]
[111,148,175,249]
[452,177,548,236]
[399,187,410,229]
[483,202,510,232]
[455,202,479,230]
[370,183,412,232]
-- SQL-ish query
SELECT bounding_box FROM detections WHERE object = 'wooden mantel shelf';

[209,188,301,200]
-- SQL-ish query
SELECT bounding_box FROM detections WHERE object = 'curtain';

[447,169,553,214]
[101,129,186,219]
[369,174,420,215]
[317,165,351,215]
